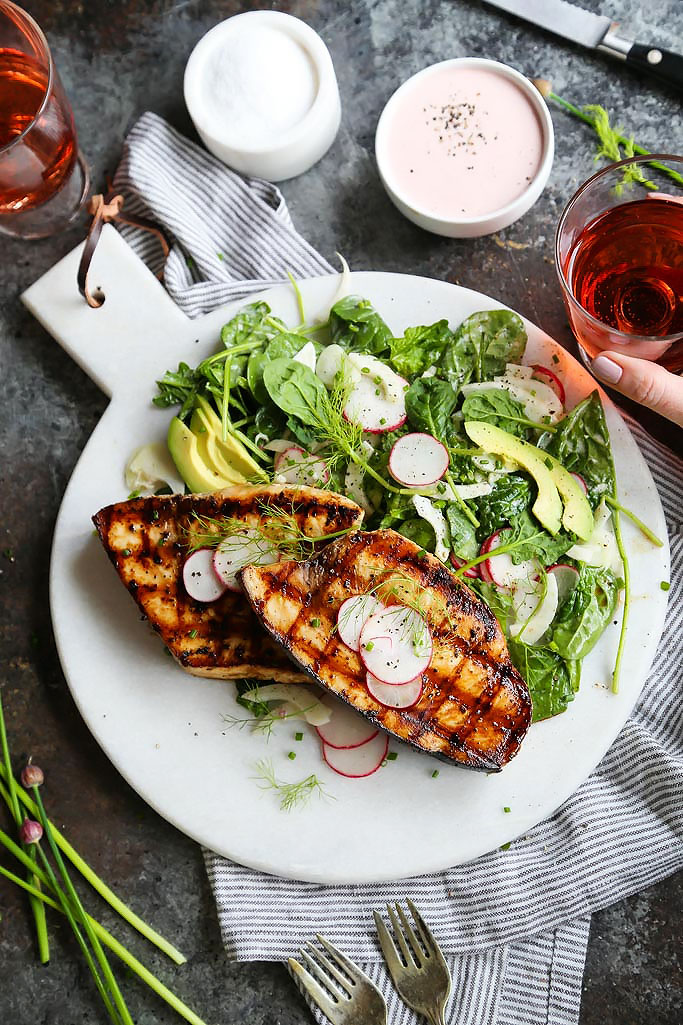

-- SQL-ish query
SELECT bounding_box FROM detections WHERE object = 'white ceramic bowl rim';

[184,10,335,156]
[375,57,554,226]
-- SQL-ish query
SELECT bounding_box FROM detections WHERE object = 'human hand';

[591,351,683,428]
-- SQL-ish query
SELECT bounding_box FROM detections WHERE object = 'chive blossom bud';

[20,819,43,845]
[21,763,44,788]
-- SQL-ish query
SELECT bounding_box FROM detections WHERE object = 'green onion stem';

[548,92,683,186]
[0,697,49,964]
[221,360,231,443]
[34,787,134,1025]
[604,495,663,547]
[445,472,480,528]
[0,866,210,1025]
[610,499,630,695]
[0,768,186,965]
[33,842,121,1024]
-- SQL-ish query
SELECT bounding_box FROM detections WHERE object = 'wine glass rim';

[0,0,54,157]
[555,153,683,344]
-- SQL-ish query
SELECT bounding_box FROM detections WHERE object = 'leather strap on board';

[77,191,171,308]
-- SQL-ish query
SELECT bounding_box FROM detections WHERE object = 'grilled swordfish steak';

[93,484,363,682]
[240,529,532,771]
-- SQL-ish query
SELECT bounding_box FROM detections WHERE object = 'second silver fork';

[374,899,451,1025]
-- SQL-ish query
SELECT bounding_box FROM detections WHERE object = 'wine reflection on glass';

[556,154,683,375]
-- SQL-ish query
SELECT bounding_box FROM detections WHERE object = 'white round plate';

[49,270,669,883]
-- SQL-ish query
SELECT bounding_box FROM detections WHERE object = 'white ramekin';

[375,58,554,238]
[184,11,341,182]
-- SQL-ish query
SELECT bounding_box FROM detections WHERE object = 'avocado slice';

[167,417,233,494]
[464,421,563,536]
[545,455,594,541]
[190,409,246,486]
[195,396,264,479]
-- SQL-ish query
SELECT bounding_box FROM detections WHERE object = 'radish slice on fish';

[322,732,388,778]
[359,606,432,684]
[388,433,449,487]
[183,548,227,603]
[365,672,423,709]
[450,553,479,579]
[274,446,330,487]
[315,699,379,748]
[547,563,580,604]
[531,364,566,405]
[480,530,535,589]
[213,529,277,591]
[337,594,386,652]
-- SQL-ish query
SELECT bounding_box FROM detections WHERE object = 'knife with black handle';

[486,0,683,94]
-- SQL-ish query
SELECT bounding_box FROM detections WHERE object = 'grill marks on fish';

[92,484,364,681]
[240,529,532,771]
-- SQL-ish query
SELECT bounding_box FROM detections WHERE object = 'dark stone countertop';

[1,2,681,1023]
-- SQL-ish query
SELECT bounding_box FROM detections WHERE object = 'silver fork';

[289,933,387,1025]
[373,899,451,1025]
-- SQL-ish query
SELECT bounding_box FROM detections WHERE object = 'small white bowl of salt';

[184,10,341,182]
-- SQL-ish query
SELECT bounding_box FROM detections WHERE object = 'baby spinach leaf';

[329,296,393,356]
[247,332,307,404]
[508,640,577,722]
[262,358,329,428]
[550,565,619,660]
[389,320,455,377]
[405,378,458,439]
[397,516,436,552]
[446,505,479,561]
[220,301,276,348]
[542,391,615,508]
[476,475,532,538]
[442,310,527,389]
[461,389,535,437]
[500,511,574,565]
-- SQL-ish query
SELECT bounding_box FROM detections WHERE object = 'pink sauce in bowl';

[375,59,553,238]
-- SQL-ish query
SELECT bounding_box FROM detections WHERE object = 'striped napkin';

[114,112,683,1025]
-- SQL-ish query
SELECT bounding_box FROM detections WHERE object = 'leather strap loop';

[77,192,171,308]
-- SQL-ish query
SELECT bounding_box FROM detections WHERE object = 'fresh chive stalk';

[610,498,631,695]
[0,766,185,965]
[0,696,49,964]
[604,496,663,548]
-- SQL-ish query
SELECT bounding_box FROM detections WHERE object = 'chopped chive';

[188,629,198,639]
[387,752,398,761]
[288,751,296,761]
[500,842,511,851]
[364,641,375,651]
[121,548,131,557]
[660,581,670,591]
[379,417,386,425]
[217,252,224,260]
[295,732,304,742]
[151,509,159,521]
[552,354,560,364]
[310,618,321,628]
[431,770,439,778]
[503,806,511,813]
[361,367,370,374]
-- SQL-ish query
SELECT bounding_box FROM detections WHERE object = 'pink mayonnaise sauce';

[382,65,544,219]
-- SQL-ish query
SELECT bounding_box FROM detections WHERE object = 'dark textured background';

[1,1,681,1023]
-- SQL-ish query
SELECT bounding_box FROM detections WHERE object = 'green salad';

[152,293,660,721]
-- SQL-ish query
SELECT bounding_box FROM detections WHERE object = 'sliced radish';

[183,548,227,602]
[213,529,277,591]
[510,572,559,645]
[274,446,330,487]
[315,699,379,749]
[531,364,566,405]
[450,553,479,579]
[547,563,580,604]
[359,606,432,684]
[480,530,535,590]
[343,374,407,433]
[388,433,449,487]
[365,672,423,709]
[571,472,588,496]
[337,594,386,652]
[322,732,389,778]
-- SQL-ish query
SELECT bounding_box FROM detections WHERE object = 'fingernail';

[591,355,623,384]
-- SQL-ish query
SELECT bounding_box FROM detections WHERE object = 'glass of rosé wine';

[556,154,683,375]
[0,1,88,239]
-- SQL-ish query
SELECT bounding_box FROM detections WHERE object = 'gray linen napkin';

[113,112,682,1025]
